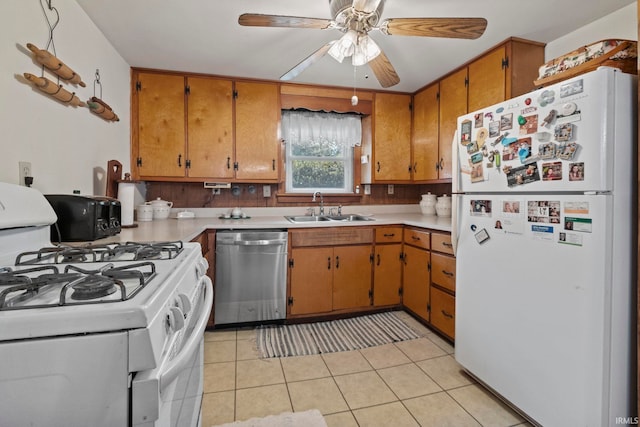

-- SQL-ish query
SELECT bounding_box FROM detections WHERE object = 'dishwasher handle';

[228,239,288,246]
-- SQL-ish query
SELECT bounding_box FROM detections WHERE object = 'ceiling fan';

[238,0,487,88]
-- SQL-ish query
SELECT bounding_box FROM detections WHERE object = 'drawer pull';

[442,270,454,277]
[411,236,421,241]
[383,233,395,237]
[441,310,454,319]
[442,242,453,248]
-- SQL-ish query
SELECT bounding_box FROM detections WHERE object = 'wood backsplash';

[146,182,452,209]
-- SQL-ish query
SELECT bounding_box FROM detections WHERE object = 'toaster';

[45,194,121,242]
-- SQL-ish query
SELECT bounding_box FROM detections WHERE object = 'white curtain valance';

[282,110,362,148]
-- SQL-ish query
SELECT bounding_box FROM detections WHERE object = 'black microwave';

[45,194,121,242]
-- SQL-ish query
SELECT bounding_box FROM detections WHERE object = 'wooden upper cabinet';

[234,81,280,181]
[468,38,545,113]
[136,72,185,178]
[373,92,412,182]
[412,82,439,181]
[187,77,234,179]
[438,68,468,180]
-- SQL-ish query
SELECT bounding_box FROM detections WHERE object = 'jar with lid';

[436,194,452,217]
[419,193,437,215]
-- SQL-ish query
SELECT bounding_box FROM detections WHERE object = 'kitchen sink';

[284,214,374,223]
[284,215,332,223]
[325,214,374,222]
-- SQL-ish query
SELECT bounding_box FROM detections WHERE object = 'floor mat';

[256,311,420,358]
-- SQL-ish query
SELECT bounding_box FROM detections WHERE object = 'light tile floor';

[201,311,532,427]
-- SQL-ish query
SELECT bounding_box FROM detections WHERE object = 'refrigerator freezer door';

[455,193,632,426]
[455,68,635,194]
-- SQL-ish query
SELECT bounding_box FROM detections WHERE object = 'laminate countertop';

[100,206,452,244]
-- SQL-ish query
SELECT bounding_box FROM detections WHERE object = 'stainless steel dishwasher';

[214,230,288,325]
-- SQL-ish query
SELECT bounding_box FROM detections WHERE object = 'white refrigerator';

[452,67,636,426]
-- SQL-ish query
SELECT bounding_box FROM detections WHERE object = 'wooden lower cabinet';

[332,245,374,310]
[430,287,455,339]
[288,228,374,317]
[373,226,403,306]
[289,247,333,316]
[402,244,430,321]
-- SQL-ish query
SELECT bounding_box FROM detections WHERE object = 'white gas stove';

[0,183,213,427]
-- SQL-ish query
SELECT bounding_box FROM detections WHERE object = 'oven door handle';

[159,276,213,392]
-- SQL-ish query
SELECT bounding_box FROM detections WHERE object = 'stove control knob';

[175,293,191,317]
[167,307,185,332]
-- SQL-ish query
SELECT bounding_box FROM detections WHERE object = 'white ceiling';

[76,0,634,93]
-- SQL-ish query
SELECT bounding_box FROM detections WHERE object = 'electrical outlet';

[19,161,32,186]
[263,185,271,198]
[212,188,221,195]
[364,184,371,195]
[387,184,394,195]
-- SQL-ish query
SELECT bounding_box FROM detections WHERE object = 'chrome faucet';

[312,191,324,215]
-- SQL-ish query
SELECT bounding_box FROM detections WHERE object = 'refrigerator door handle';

[450,130,459,256]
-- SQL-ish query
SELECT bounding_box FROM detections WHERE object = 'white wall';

[546,3,637,60]
[0,0,131,196]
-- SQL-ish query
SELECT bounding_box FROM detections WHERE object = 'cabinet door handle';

[335,256,340,269]
[441,310,454,319]
[442,270,454,277]
[327,257,331,270]
[376,254,381,266]
[226,157,231,169]
[413,162,418,173]
[272,159,276,171]
[435,161,440,171]
[439,158,444,170]
[376,161,381,173]
[177,154,182,167]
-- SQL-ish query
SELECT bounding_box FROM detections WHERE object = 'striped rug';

[256,312,420,358]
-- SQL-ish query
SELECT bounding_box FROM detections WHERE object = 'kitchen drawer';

[431,253,456,292]
[431,233,454,255]
[403,228,430,250]
[375,226,403,243]
[290,227,373,247]
[430,287,455,339]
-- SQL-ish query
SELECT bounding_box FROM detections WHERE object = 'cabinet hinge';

[436,91,440,101]
[368,289,373,299]
[233,90,238,99]
[408,102,413,112]
[398,287,403,296]
[427,262,431,271]
[464,77,469,87]
[136,157,142,167]
[233,162,239,171]
[502,57,509,69]
[369,253,374,264]
[427,303,431,312]
[135,81,141,92]
[288,296,294,306]
[399,252,404,261]
[288,259,294,268]
[186,159,191,169]
[185,85,190,95]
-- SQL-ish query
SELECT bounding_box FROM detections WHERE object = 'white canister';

[148,197,173,220]
[436,194,452,217]
[419,193,437,215]
[136,204,154,222]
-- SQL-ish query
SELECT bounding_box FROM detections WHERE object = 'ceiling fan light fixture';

[352,34,380,66]
[328,29,358,63]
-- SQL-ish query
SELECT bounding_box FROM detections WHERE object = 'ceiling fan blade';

[238,13,333,30]
[367,50,400,88]
[280,41,337,81]
[380,17,487,39]
[352,0,382,14]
